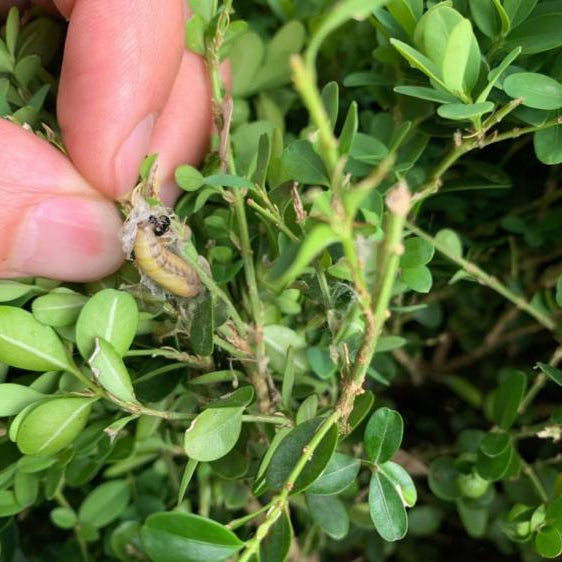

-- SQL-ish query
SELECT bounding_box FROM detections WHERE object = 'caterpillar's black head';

[148,214,171,237]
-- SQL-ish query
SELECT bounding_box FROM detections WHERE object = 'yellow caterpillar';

[133,215,201,298]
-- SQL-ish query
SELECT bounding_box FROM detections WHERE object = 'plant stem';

[520,458,548,503]
[238,411,340,561]
[227,503,270,530]
[337,183,410,423]
[407,223,556,332]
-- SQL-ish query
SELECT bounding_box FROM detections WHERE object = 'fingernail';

[10,195,124,281]
[114,113,155,196]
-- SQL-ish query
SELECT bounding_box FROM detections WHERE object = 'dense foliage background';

[1,0,562,560]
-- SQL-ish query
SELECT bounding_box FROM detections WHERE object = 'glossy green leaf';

[89,338,136,403]
[438,102,495,120]
[442,19,474,96]
[260,509,292,562]
[306,452,361,495]
[78,480,130,528]
[32,291,88,327]
[477,46,522,102]
[394,85,458,104]
[364,407,403,464]
[435,229,463,258]
[492,369,526,430]
[535,525,562,558]
[175,164,206,191]
[278,140,330,186]
[0,280,41,302]
[0,383,45,416]
[15,397,94,456]
[0,306,74,372]
[504,73,562,110]
[457,497,488,537]
[387,0,423,37]
[266,417,338,494]
[190,291,214,355]
[391,39,445,89]
[428,457,460,500]
[505,14,562,54]
[76,289,138,359]
[185,13,206,55]
[14,470,39,506]
[503,0,537,28]
[141,512,244,562]
[480,432,510,457]
[339,101,358,155]
[369,469,408,541]
[402,265,433,293]
[534,126,562,165]
[177,458,199,506]
[50,506,78,529]
[475,441,514,481]
[306,494,350,539]
[306,347,337,379]
[400,237,434,267]
[184,406,243,462]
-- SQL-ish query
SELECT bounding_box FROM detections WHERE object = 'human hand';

[0,0,213,281]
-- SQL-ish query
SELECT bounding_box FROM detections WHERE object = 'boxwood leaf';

[437,102,494,120]
[78,480,131,528]
[32,291,87,327]
[504,73,562,110]
[535,525,562,558]
[266,417,338,494]
[15,396,95,456]
[379,461,417,507]
[364,407,403,464]
[0,306,75,372]
[306,494,350,539]
[260,509,292,562]
[76,289,138,359]
[534,126,562,165]
[89,338,136,403]
[0,383,45,416]
[142,512,244,562]
[369,469,408,541]
[492,369,526,430]
[306,452,360,495]
[184,406,243,462]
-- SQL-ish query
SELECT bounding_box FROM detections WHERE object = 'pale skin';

[0,0,214,281]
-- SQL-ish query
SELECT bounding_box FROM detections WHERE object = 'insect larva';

[134,218,201,298]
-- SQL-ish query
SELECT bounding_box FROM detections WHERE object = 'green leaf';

[475,441,514,481]
[369,469,408,541]
[306,452,360,495]
[306,347,337,379]
[140,153,158,180]
[278,140,330,186]
[546,496,562,532]
[504,73,562,110]
[537,362,562,387]
[364,407,403,463]
[15,397,94,456]
[76,289,138,359]
[503,0,537,28]
[266,417,338,494]
[32,291,87,327]
[0,383,45,416]
[184,407,243,462]
[270,224,340,288]
[379,461,417,509]
[435,229,463,258]
[177,458,198,506]
[50,506,78,529]
[443,376,482,408]
[190,291,214,356]
[175,164,206,191]
[457,497,488,537]
[306,494,350,539]
[480,432,510,457]
[428,457,460,500]
[14,54,41,88]
[387,0,423,37]
[346,390,375,435]
[534,126,562,165]
[141,512,243,562]
[390,39,446,90]
[402,265,433,293]
[321,81,339,130]
[535,525,562,558]
[408,505,443,537]
[296,394,318,424]
[477,46,522,102]
[394,85,458,104]
[5,7,19,56]
[400,237,434,267]
[437,102,495,120]
[89,338,136,403]
[260,509,292,562]
[264,325,308,375]
[0,306,74,372]
[185,13,206,55]
[470,0,502,38]
[442,19,474,96]
[505,14,562,54]
[78,480,130,528]
[339,101,358,155]
[492,369,526,430]
[14,470,39,506]
[208,386,254,409]
[0,280,41,302]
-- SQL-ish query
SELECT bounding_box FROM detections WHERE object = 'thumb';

[0,121,124,281]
